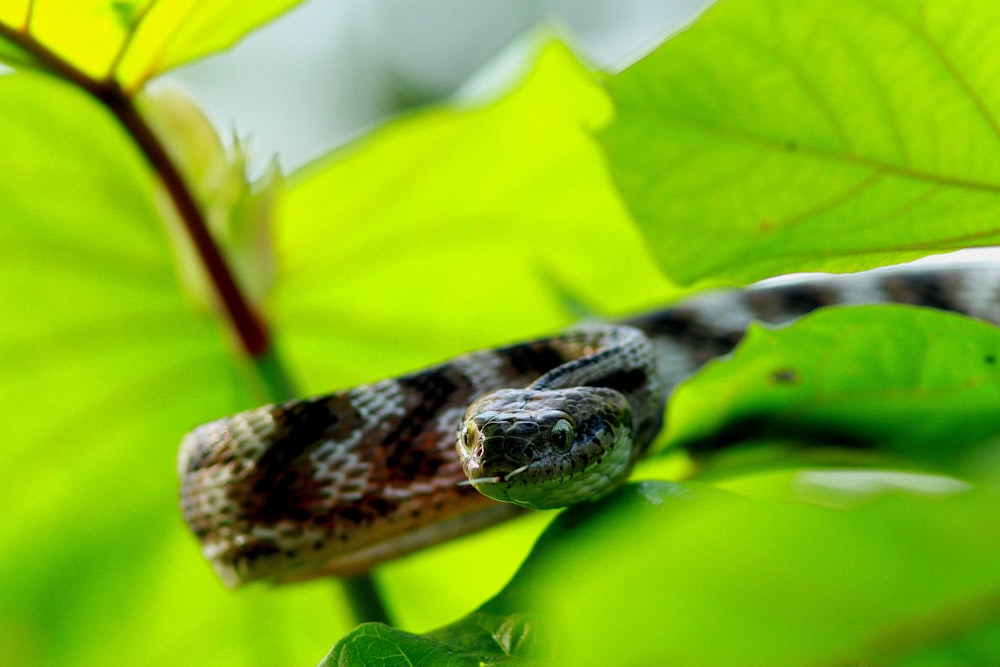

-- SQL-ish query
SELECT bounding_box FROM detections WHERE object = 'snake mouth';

[458,417,541,483]
[460,463,531,488]
[457,465,532,504]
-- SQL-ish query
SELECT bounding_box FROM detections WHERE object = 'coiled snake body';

[178,266,1000,586]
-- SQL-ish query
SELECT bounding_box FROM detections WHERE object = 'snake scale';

[178,266,1000,586]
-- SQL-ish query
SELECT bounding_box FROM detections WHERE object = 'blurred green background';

[0,2,709,665]
[7,1,1000,664]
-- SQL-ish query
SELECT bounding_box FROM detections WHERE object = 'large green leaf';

[537,479,1000,665]
[0,0,306,88]
[602,0,1000,286]
[325,478,1000,664]
[272,39,675,397]
[664,305,1000,470]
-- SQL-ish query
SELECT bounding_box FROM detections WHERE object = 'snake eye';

[550,419,575,452]
[459,422,480,454]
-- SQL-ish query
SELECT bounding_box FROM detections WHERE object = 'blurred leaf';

[138,87,281,312]
[602,0,1000,286]
[0,25,38,68]
[272,37,675,396]
[485,480,738,615]
[0,0,306,88]
[321,483,729,665]
[520,481,1000,665]
[664,305,1000,470]
[376,509,551,636]
[0,71,344,666]
[326,478,1000,665]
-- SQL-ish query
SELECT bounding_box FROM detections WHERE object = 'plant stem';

[99,85,274,356]
[0,20,268,355]
[0,19,393,626]
[343,575,392,625]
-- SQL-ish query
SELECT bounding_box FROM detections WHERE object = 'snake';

[178,266,1000,586]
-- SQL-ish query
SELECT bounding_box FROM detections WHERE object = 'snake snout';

[502,420,540,441]
[462,418,541,477]
[480,423,533,458]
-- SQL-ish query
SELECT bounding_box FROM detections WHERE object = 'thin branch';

[343,575,392,626]
[0,20,271,358]
[105,0,162,81]
[23,0,36,31]
[103,86,273,356]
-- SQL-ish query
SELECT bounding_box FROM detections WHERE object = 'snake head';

[456,387,634,509]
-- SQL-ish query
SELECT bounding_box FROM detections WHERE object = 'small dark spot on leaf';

[771,369,799,384]
[785,139,798,151]
[985,354,996,365]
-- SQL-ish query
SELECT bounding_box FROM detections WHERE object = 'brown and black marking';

[498,339,571,377]
[375,366,473,486]
[881,271,967,312]
[744,281,841,320]
[247,395,367,523]
[626,307,745,366]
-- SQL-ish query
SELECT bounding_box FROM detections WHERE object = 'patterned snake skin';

[178,266,1000,586]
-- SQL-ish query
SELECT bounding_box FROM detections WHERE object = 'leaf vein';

[627,107,1000,196]
[861,0,1000,145]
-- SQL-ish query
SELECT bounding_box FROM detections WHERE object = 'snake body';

[178,266,1000,586]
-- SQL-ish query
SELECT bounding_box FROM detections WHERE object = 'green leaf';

[322,482,725,666]
[664,305,1000,471]
[321,614,535,667]
[508,480,1000,665]
[0,0,306,88]
[271,38,676,397]
[602,0,1000,286]
[547,481,1000,665]
[330,479,1000,664]
[0,24,39,68]
[0,71,343,667]
[484,480,739,616]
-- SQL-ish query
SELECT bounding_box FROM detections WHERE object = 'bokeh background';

[1,2,711,666]
[171,1,711,173]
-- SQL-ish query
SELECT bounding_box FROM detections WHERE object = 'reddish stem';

[0,22,270,357]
